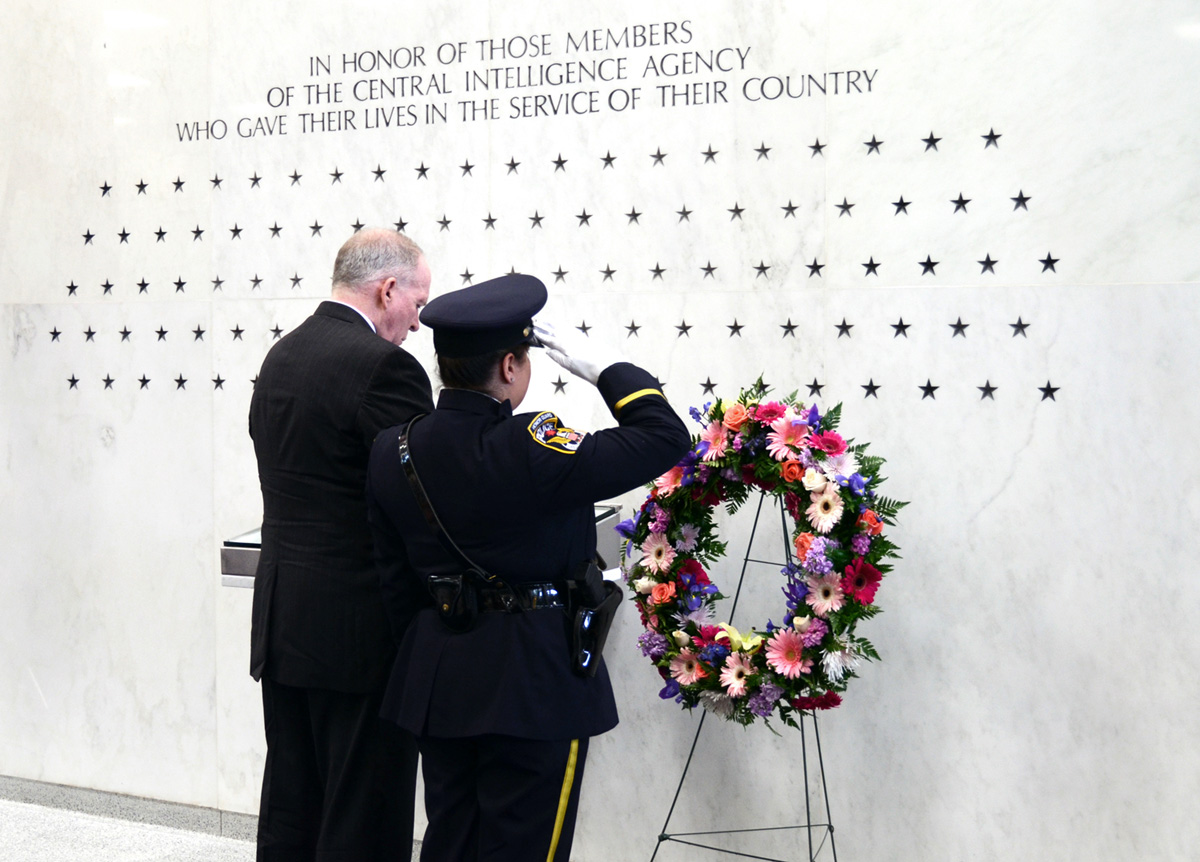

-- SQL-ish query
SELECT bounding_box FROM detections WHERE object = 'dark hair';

[438,343,529,390]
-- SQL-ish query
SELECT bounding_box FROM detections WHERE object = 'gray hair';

[331,228,423,292]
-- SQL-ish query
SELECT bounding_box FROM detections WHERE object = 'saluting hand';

[533,321,621,386]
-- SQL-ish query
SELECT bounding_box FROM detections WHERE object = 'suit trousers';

[417,734,590,862]
[257,678,419,862]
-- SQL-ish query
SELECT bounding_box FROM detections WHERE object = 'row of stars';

[92,129,1008,196]
[45,317,1034,344]
[78,191,1034,245]
[64,275,307,295]
[59,373,1058,401]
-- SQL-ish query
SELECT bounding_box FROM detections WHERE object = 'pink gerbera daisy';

[805,573,846,617]
[700,421,728,462]
[640,532,676,574]
[806,487,844,534]
[842,558,883,604]
[766,415,809,461]
[654,465,684,495]
[670,649,707,685]
[765,629,813,679]
[719,652,755,698]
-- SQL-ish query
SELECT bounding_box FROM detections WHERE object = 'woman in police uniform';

[366,274,690,862]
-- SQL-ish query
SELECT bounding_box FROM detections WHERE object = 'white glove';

[533,320,621,385]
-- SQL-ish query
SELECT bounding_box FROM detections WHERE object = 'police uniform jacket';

[367,361,691,740]
[249,301,433,692]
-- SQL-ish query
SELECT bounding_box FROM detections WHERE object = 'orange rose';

[794,532,816,559]
[857,510,884,536]
[781,460,803,483]
[650,581,677,606]
[722,402,750,432]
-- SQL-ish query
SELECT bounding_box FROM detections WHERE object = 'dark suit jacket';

[249,301,433,693]
[367,362,691,739]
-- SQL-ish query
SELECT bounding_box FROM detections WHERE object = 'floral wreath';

[618,378,906,728]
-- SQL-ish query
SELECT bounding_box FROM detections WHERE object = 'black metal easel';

[649,493,839,862]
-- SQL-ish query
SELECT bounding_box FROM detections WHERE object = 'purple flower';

[638,631,669,660]
[615,518,636,540]
[748,683,783,717]
[698,643,730,665]
[801,617,828,647]
[688,405,706,425]
[806,404,821,427]
[850,533,871,556]
[659,679,681,700]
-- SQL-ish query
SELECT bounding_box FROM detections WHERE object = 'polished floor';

[0,799,254,862]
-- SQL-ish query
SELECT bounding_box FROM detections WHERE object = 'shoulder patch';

[527,411,585,454]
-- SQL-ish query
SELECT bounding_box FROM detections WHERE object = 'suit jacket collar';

[437,388,513,418]
[315,300,375,331]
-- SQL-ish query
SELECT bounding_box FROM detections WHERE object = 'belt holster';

[566,560,623,678]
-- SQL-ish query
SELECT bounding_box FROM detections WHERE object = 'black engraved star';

[249,173,261,188]
[174,277,186,293]
[951,194,971,213]
[699,378,718,396]
[727,320,744,337]
[173,177,185,192]
[807,378,824,398]
[601,151,616,169]
[892,196,910,215]
[351,220,365,232]
[192,225,204,241]
[922,131,941,151]
[229,224,242,239]
[809,139,825,157]
[576,321,591,335]
[836,198,855,217]
[862,257,880,276]
[271,325,284,340]
[649,263,665,280]
[84,327,96,342]
[1011,190,1031,211]
[919,380,938,399]
[437,215,451,231]
[82,230,94,245]
[137,279,149,294]
[1010,317,1031,337]
[136,180,148,194]
[807,259,824,278]
[310,221,323,237]
[458,161,472,177]
[211,276,224,292]
[676,205,692,222]
[230,326,244,340]
[155,227,166,242]
[269,222,282,237]
[118,228,130,243]
[50,328,61,341]
[650,148,667,165]
[781,201,798,218]
[156,327,168,341]
[979,254,998,274]
[100,181,111,196]
[701,262,717,278]
[625,320,640,337]
[949,317,969,337]
[864,135,883,154]
[892,318,911,337]
[1040,253,1059,272]
[754,261,771,278]
[576,209,592,226]
[103,375,115,389]
[1039,381,1060,401]
[175,375,187,390]
[982,128,1002,148]
[67,281,78,296]
[138,375,151,389]
[68,375,79,389]
[600,265,615,281]
[101,280,113,295]
[289,170,302,186]
[213,375,225,390]
[193,326,206,341]
[482,213,497,230]
[529,211,544,228]
[552,376,568,394]
[290,273,303,288]
[415,163,429,179]
[836,318,854,338]
[210,175,222,189]
[119,327,131,341]
[394,217,408,232]
[728,202,745,221]
[329,167,343,184]
[675,321,692,338]
[373,164,388,181]
[552,154,568,172]
[780,319,798,338]
[625,207,641,225]
[978,381,997,400]
[552,267,568,283]
[702,145,718,163]
[754,142,771,160]
[862,379,881,398]
[460,270,473,285]
[919,255,939,275]
[250,274,262,290]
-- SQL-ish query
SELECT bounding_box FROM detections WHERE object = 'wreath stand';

[648,492,839,862]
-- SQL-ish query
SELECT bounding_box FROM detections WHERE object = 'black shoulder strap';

[396,416,501,585]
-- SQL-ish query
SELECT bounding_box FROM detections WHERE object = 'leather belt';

[478,582,566,612]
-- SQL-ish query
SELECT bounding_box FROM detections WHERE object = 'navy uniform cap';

[420,273,548,358]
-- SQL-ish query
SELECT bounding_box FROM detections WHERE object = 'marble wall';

[2,0,1199,858]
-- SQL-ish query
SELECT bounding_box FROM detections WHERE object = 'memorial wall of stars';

[3,2,1200,860]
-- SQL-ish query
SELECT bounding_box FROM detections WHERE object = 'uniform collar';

[437,388,514,418]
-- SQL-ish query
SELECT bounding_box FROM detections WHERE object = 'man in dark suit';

[249,227,434,861]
